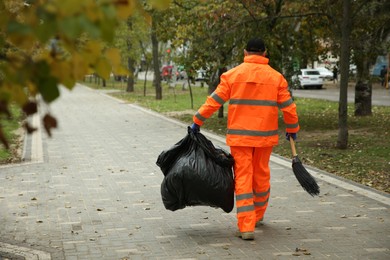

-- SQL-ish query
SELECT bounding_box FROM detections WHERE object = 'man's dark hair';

[246,38,266,52]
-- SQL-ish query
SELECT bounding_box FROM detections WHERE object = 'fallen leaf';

[43,113,58,137]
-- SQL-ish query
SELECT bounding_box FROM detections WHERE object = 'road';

[292,82,390,106]
[138,72,390,106]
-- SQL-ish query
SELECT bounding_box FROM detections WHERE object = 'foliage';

[0,104,23,164]
[0,0,171,149]
[84,77,210,112]
[157,1,339,88]
[273,99,390,193]
[2,0,388,152]
[113,14,149,76]
[82,79,390,193]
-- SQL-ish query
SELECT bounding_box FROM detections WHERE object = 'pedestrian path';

[0,84,389,259]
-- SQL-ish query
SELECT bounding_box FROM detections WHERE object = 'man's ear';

[244,49,248,56]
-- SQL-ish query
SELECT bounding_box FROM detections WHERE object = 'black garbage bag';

[156,127,235,213]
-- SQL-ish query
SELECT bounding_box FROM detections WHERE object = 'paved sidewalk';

[0,84,389,260]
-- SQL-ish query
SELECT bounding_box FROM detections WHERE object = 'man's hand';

[190,123,200,134]
[285,132,297,141]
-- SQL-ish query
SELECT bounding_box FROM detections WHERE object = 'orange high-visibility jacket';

[193,55,299,147]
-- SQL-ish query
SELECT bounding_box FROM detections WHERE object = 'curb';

[115,95,390,207]
[0,242,51,260]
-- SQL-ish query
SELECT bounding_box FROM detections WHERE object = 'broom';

[289,137,320,196]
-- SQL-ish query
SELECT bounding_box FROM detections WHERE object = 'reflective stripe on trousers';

[230,146,273,232]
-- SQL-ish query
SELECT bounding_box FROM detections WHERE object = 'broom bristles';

[292,156,320,196]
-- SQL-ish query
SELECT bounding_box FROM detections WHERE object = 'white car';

[316,67,333,81]
[195,69,207,81]
[292,69,323,89]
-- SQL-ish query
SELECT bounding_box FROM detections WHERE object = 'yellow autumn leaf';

[105,48,121,68]
[26,81,38,97]
[6,49,25,69]
[3,82,28,105]
[84,40,102,61]
[84,3,102,22]
[55,0,83,16]
[12,86,28,105]
[147,0,171,10]
[86,67,95,75]
[51,60,71,82]
[143,12,152,26]
[44,2,57,14]
[112,66,129,77]
[71,53,89,79]
[114,0,136,19]
[94,58,111,80]
[105,48,128,76]
[61,77,77,90]
[6,34,37,50]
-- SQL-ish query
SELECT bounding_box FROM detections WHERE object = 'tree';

[168,0,331,113]
[139,40,153,96]
[309,0,389,147]
[150,10,163,100]
[336,0,352,149]
[142,1,177,101]
[351,0,390,116]
[170,0,245,112]
[0,0,171,148]
[114,12,150,92]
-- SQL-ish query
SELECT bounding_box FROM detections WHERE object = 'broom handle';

[289,136,298,157]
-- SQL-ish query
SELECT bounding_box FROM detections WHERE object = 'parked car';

[349,64,357,75]
[316,67,333,81]
[195,69,207,81]
[371,55,388,76]
[292,69,323,89]
[161,65,173,81]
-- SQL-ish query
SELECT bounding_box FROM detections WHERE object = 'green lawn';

[0,105,23,164]
[9,76,387,193]
[83,77,390,193]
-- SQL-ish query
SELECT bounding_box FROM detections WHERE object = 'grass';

[0,105,23,164]
[171,99,390,193]
[4,76,383,194]
[83,77,390,193]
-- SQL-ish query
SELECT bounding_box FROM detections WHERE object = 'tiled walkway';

[0,84,388,259]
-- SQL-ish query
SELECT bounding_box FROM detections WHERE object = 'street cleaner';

[190,38,300,240]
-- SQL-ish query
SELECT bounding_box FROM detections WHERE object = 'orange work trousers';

[230,146,273,232]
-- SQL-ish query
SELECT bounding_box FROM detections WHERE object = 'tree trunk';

[143,66,149,97]
[210,67,226,118]
[151,16,162,100]
[354,80,372,116]
[217,107,224,118]
[354,57,372,116]
[337,0,351,149]
[126,57,135,92]
[188,78,194,109]
[126,19,135,93]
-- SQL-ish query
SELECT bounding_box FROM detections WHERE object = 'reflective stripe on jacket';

[193,55,299,147]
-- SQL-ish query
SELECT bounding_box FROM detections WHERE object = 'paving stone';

[0,85,389,259]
